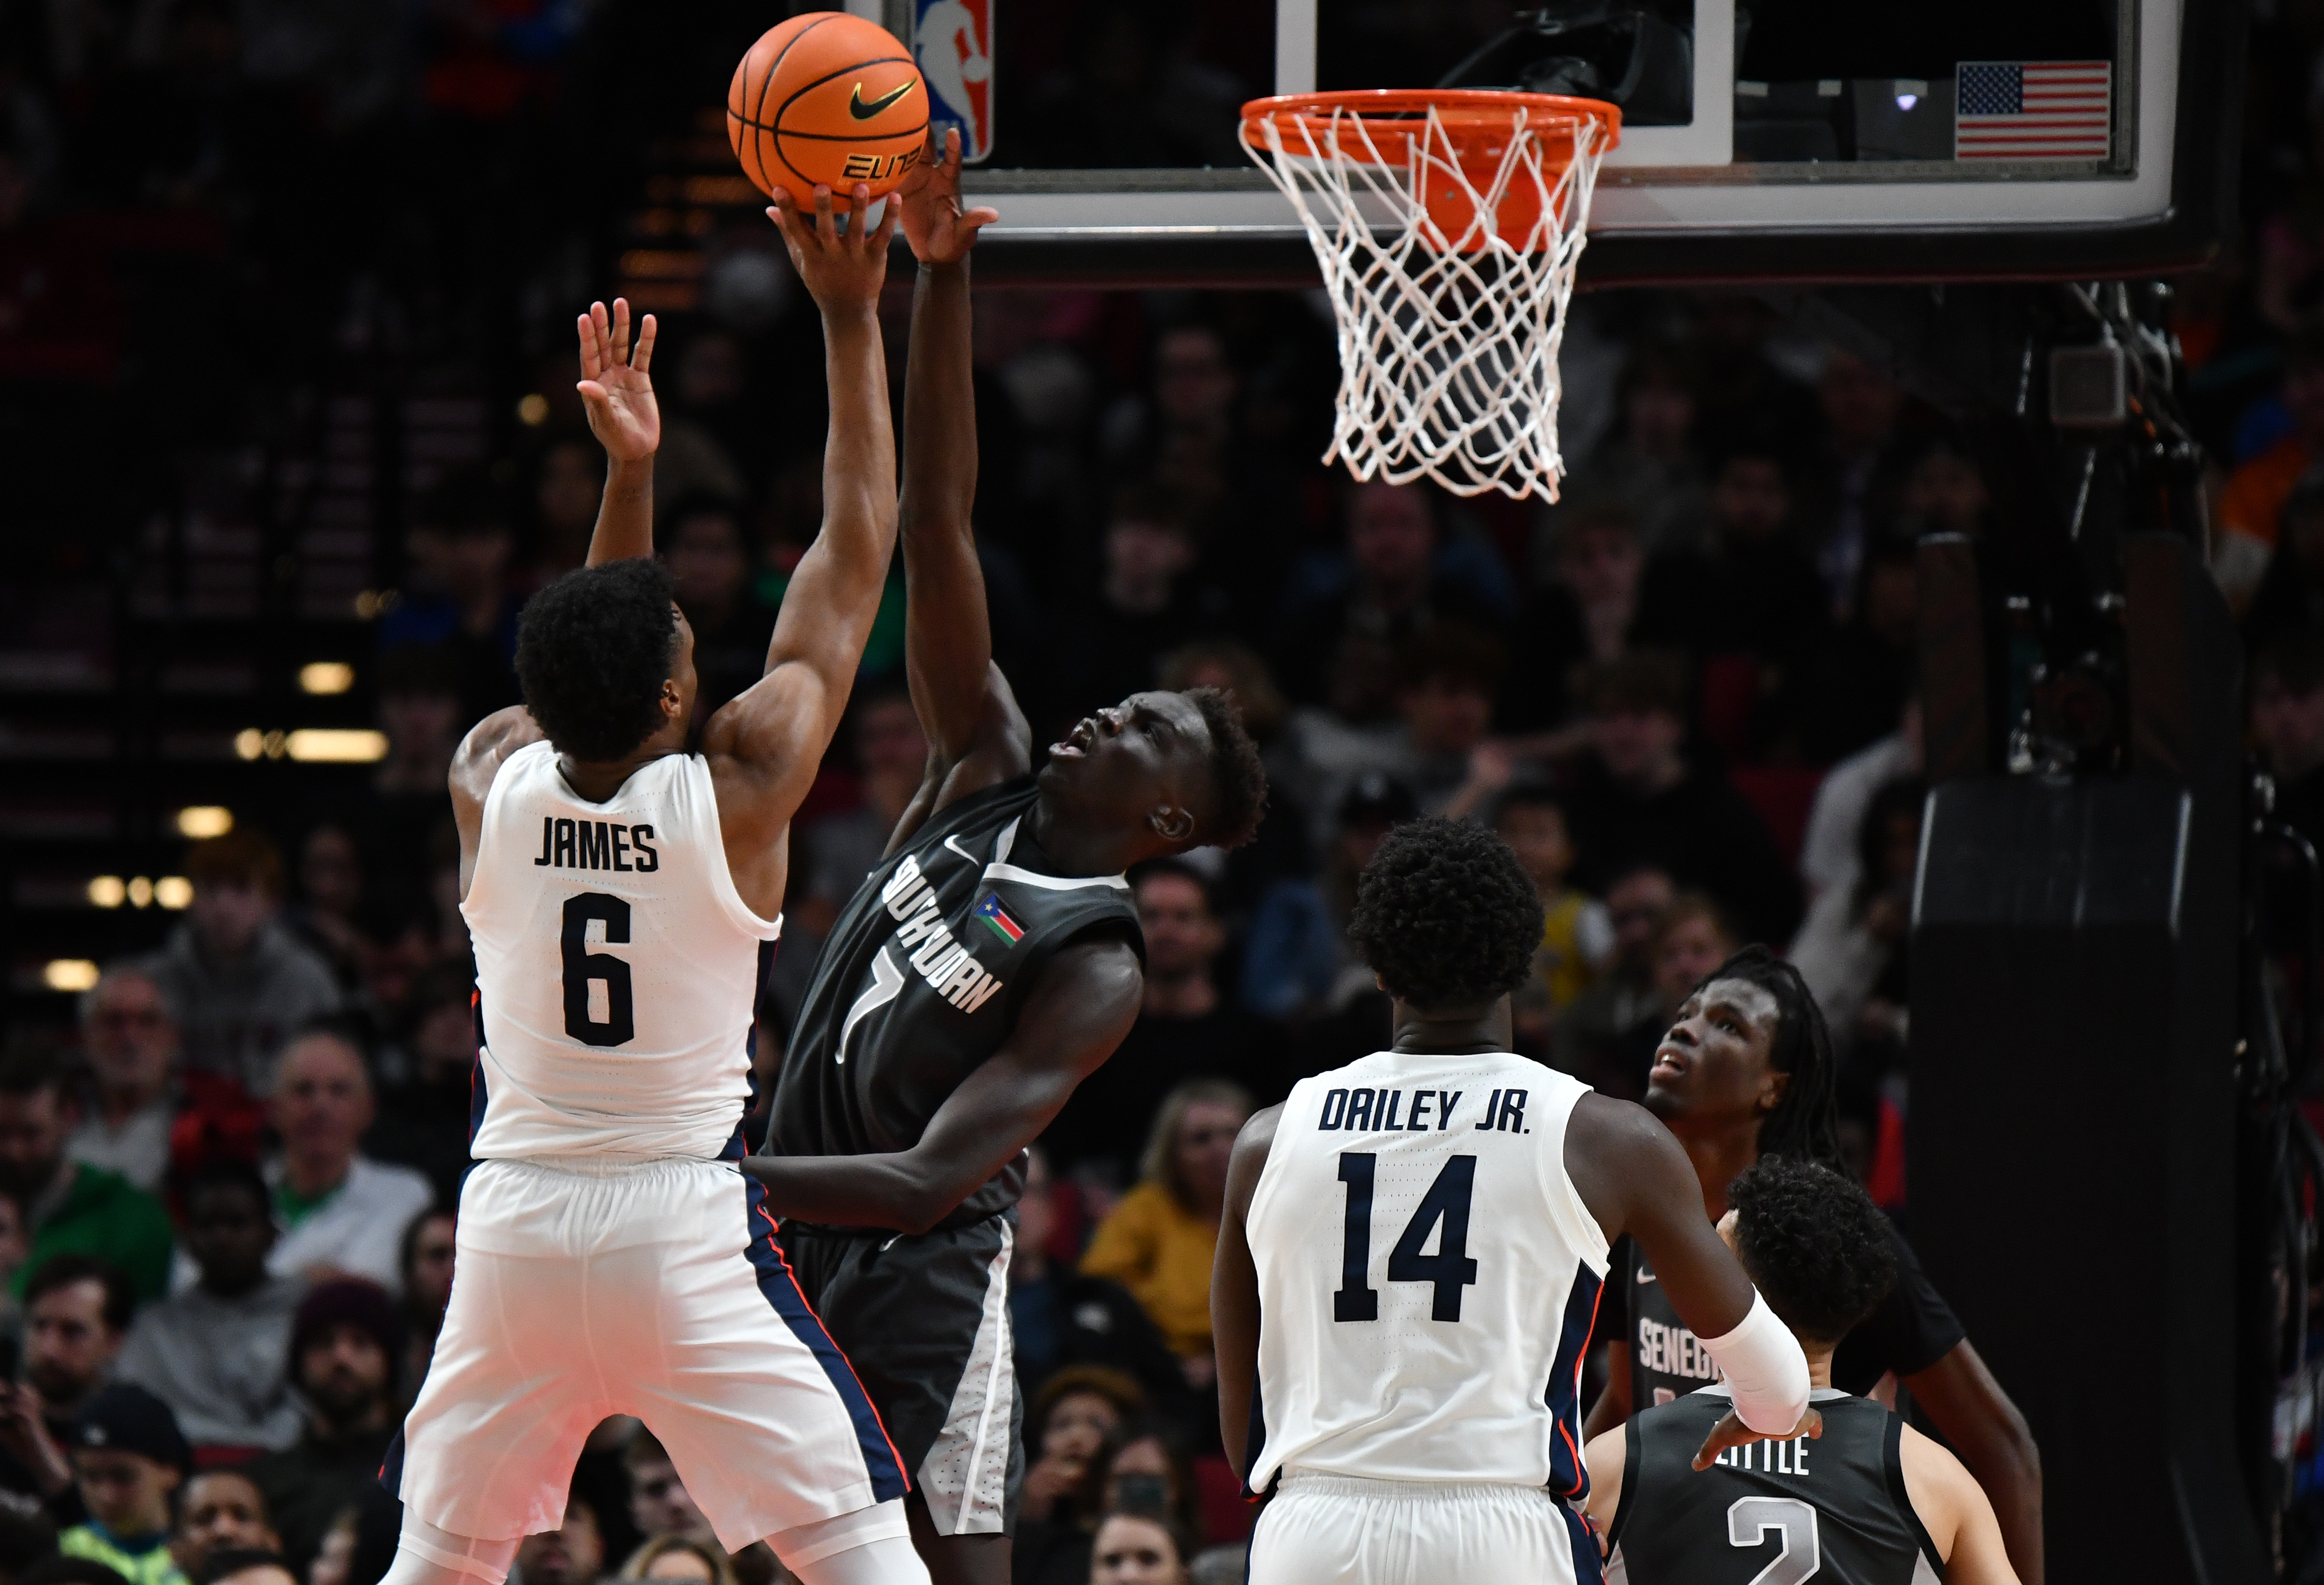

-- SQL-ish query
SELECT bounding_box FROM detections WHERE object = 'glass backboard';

[857,0,2241,285]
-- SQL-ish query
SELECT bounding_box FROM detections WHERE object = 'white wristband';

[1698,1291,1811,1435]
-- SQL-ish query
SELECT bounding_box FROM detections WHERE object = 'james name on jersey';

[875,852,1006,1014]
[529,815,661,872]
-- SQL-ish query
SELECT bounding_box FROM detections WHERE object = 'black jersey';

[1609,1388,1940,1584]
[1607,1221,1963,1407]
[764,777,1143,1227]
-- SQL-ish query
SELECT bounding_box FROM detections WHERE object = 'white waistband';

[1278,1472,1561,1503]
[477,1152,723,1179]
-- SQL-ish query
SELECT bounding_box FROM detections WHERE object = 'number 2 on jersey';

[562,893,635,1047]
[1332,1152,1480,1323]
[1728,1497,1820,1585]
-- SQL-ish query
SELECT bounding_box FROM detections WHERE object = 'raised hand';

[896,128,999,266]
[768,183,902,316]
[576,298,659,463]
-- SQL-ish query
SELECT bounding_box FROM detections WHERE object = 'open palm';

[576,298,659,463]
[897,127,999,265]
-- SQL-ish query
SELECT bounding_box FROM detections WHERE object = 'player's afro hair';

[1186,686,1269,850]
[1348,817,1542,1012]
[1728,1155,1898,1345]
[514,559,680,763]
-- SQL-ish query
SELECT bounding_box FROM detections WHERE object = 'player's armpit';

[1212,1106,1280,1480]
[741,938,1142,1233]
[1899,1421,2024,1585]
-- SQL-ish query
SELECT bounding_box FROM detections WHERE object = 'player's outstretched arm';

[575,296,659,566]
[450,706,544,900]
[1565,1093,1814,1454]
[885,130,1025,852]
[1900,1342,2044,1584]
[1212,1106,1279,1481]
[1901,1422,2024,1585]
[701,185,901,912]
[740,938,1141,1229]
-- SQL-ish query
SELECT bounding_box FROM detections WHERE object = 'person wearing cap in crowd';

[116,1161,303,1457]
[243,1282,402,1578]
[57,1383,191,1585]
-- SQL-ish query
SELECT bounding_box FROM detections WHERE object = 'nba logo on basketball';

[914,0,992,163]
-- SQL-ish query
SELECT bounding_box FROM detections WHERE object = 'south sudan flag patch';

[976,894,1025,944]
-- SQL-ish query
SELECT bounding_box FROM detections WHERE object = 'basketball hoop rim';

[1239,89,1624,154]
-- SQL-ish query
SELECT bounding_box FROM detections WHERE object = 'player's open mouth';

[1649,1045,1689,1081]
[1051,718,1096,758]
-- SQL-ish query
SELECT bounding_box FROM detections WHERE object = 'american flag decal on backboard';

[1955,62,2112,160]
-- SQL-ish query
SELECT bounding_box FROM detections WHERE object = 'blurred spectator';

[1550,865,1677,1100]
[305,1511,359,1585]
[513,1498,602,1585]
[170,1471,279,1584]
[1080,1082,1252,1388]
[2255,636,2324,855]
[623,1431,710,1547]
[2220,326,2324,575]
[1087,1511,1189,1585]
[658,495,773,717]
[141,834,341,1102]
[1801,696,1922,905]
[1046,868,1267,1182]
[1394,628,1508,820]
[1097,1428,1201,1551]
[1798,350,1909,617]
[1009,1149,1182,1412]
[395,1213,455,1395]
[245,1282,402,1576]
[366,966,479,1209]
[530,438,604,581]
[59,1386,189,1585]
[0,1050,173,1304]
[1277,483,1505,704]
[380,471,522,726]
[1505,502,1646,731]
[1017,1368,1145,1585]
[1636,438,1830,758]
[1789,779,1923,1067]
[116,1161,301,1455]
[1494,783,1614,1014]
[795,685,930,938]
[1057,487,1210,728]
[366,648,463,900]
[2245,462,2324,656]
[1241,774,1412,1031]
[68,972,177,1196]
[0,1256,135,1510]
[1277,637,1416,860]
[1896,436,1990,540]
[264,1032,431,1295]
[617,1535,732,1585]
[197,1552,294,1585]
[284,830,368,993]
[1551,346,1709,558]
[1802,534,1919,764]
[1560,654,1803,944]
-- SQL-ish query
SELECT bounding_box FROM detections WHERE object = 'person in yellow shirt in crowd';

[1079,1081,1253,1389]
[1495,781,1615,1012]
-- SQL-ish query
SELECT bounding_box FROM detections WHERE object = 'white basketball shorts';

[1247,1472,1597,1585]
[390,1154,910,1551]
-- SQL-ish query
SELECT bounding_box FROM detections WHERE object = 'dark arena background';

[0,0,2319,1581]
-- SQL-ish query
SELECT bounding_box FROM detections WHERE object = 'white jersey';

[1245,1049,1609,1495]
[460,740,781,1162]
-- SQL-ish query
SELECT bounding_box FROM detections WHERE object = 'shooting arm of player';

[1565,1094,1814,1452]
[1212,1106,1278,1481]
[574,297,659,566]
[450,706,545,900]
[740,937,1141,1232]
[1583,1343,1635,1439]
[1902,1341,2043,1585]
[886,130,1020,851]
[702,187,901,901]
[1900,1421,2024,1585]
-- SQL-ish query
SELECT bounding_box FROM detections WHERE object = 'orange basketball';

[728,13,926,212]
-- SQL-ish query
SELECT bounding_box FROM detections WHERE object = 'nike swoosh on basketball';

[850,81,914,119]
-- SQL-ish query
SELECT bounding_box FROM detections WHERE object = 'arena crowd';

[8,1,2324,1583]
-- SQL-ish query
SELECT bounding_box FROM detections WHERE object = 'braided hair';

[1691,944,1844,1168]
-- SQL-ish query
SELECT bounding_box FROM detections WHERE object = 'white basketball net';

[1242,101,1610,500]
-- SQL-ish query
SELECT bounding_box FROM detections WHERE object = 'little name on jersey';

[532,817,660,872]
[1708,1434,1813,1474]
[878,853,1005,1013]
[1315,1085,1530,1134]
